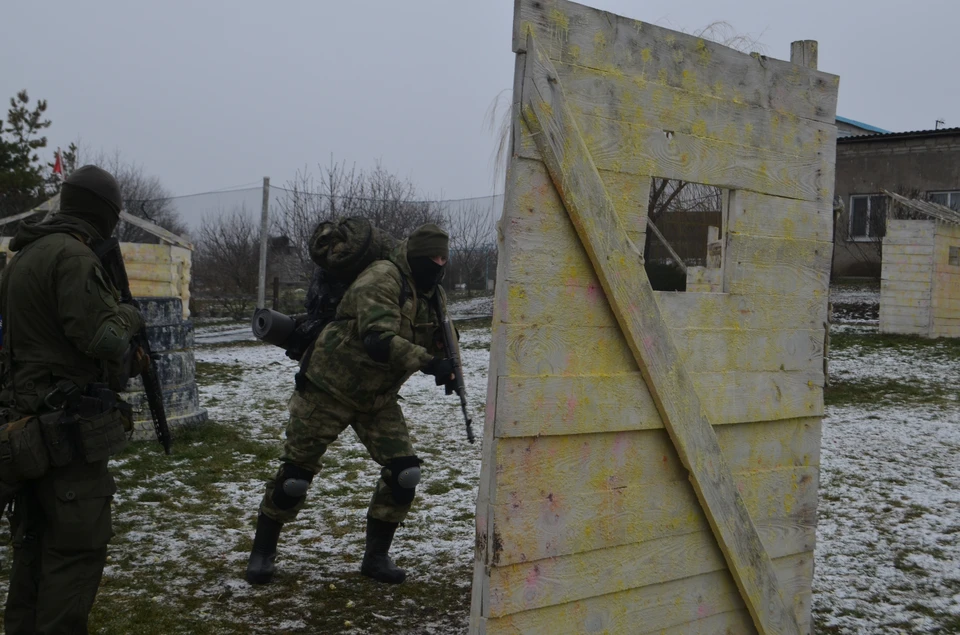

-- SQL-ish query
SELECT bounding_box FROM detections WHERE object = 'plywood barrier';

[881,220,960,338]
[471,2,837,633]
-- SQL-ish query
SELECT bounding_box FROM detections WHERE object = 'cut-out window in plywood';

[950,245,960,266]
[645,177,726,291]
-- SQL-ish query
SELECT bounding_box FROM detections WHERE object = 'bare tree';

[445,201,497,296]
[193,208,260,317]
[272,160,444,281]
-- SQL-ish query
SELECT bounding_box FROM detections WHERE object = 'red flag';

[53,150,63,179]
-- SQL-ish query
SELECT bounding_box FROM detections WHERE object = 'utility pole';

[257,176,270,309]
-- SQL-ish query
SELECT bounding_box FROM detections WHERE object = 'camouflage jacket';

[0,216,142,414]
[305,239,447,412]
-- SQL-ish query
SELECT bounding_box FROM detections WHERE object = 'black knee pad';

[381,456,421,506]
[271,463,315,510]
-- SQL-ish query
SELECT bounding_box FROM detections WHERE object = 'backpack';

[289,218,406,389]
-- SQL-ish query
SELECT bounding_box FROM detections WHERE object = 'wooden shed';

[880,191,960,338]
[471,1,838,633]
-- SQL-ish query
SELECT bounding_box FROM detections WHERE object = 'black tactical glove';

[422,356,455,381]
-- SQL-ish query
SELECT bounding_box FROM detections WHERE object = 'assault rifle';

[430,293,474,444]
[93,238,173,455]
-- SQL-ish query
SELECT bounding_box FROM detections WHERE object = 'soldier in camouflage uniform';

[246,223,455,585]
[0,166,144,633]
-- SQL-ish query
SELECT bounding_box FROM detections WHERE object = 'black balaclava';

[409,256,445,293]
[406,223,449,293]
[59,165,123,239]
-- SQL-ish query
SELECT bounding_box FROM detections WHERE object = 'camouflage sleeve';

[353,266,433,371]
[56,253,144,362]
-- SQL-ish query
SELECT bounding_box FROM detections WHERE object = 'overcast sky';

[3,0,956,209]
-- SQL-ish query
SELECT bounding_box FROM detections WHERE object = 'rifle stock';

[431,292,474,444]
[94,238,173,455]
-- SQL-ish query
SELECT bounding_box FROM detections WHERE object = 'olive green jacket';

[0,216,143,414]
[306,239,447,412]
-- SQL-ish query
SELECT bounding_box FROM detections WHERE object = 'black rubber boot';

[246,513,283,584]
[360,517,406,584]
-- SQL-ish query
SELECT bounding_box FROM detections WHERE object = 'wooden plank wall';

[933,223,960,338]
[880,220,936,336]
[471,1,837,633]
[121,243,193,319]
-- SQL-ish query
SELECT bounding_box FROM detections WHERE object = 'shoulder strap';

[398,273,411,308]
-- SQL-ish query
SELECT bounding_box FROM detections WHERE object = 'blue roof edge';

[836,116,891,134]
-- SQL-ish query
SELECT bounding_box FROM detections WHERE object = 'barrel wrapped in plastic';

[252,308,296,347]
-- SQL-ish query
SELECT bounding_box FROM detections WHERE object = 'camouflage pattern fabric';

[305,238,447,412]
[260,236,452,526]
[308,217,396,283]
[259,384,415,524]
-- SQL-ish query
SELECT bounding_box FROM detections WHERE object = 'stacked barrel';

[117,243,207,439]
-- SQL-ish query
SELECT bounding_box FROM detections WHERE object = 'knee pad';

[271,463,315,510]
[381,456,421,505]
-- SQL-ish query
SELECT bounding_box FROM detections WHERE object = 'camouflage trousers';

[259,384,415,525]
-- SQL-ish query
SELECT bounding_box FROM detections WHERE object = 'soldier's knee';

[381,456,421,505]
[271,463,315,510]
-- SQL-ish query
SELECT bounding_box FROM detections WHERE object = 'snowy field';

[1,291,958,633]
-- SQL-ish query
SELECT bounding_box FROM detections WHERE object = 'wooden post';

[790,40,818,70]
[272,276,280,310]
[257,176,270,309]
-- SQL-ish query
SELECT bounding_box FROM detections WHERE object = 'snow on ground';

[447,294,494,320]
[830,281,881,324]
[815,322,960,633]
[2,290,957,633]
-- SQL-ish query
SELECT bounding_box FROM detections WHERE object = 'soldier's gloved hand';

[422,356,455,383]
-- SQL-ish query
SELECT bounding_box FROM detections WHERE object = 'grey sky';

[3,0,957,219]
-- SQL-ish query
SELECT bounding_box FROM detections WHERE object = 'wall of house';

[834,134,960,277]
[880,220,935,335]
[933,223,960,337]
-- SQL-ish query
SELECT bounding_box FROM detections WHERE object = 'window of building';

[849,194,887,240]
[950,246,960,267]
[928,191,960,211]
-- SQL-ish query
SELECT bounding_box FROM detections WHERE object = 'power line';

[267,184,504,205]
[124,182,504,206]
[127,183,264,203]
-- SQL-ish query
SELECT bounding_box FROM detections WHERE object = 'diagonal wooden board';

[519,32,801,635]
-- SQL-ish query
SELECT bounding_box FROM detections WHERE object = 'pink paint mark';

[697,603,712,618]
[525,565,541,588]
[565,396,578,420]
[586,284,600,302]
[643,336,655,351]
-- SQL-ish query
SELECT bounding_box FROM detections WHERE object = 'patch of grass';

[198,338,270,350]
[825,377,953,408]
[830,330,960,356]
[195,361,245,386]
[893,550,929,576]
[425,481,453,496]
[455,316,492,331]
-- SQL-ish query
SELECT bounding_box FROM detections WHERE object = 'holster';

[73,384,128,463]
